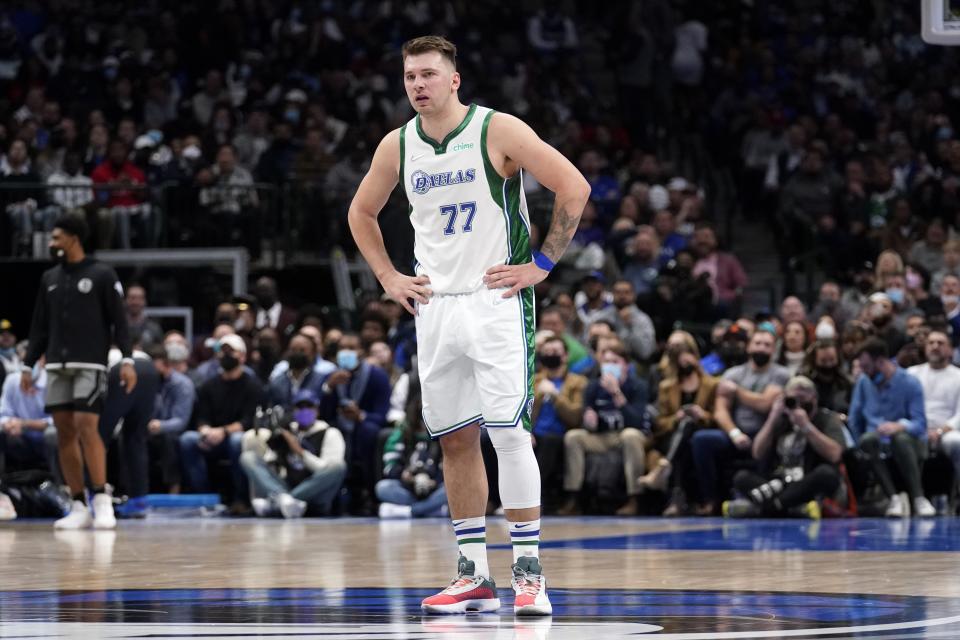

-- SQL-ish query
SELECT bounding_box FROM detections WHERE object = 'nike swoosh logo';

[452,520,466,527]
[513,523,531,529]
[47,285,57,291]
[411,154,427,162]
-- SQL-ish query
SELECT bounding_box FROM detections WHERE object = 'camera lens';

[784,397,797,409]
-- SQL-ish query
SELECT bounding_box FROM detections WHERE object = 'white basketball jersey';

[399,104,531,295]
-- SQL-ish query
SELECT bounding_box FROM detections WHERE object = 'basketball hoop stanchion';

[923,0,960,44]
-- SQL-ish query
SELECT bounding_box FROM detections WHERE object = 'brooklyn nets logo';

[411,168,476,195]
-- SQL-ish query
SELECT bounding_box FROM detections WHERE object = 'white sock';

[453,516,489,578]
[509,518,540,562]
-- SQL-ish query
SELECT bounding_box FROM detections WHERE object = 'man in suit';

[253,277,297,341]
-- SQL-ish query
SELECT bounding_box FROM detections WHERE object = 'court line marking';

[636,612,960,638]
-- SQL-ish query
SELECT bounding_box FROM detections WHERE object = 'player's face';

[403,52,459,114]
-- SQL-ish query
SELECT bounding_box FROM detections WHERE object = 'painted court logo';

[411,168,476,195]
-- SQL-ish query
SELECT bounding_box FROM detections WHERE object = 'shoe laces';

[444,574,477,592]
[512,568,542,596]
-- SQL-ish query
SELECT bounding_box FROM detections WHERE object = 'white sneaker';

[55,500,93,529]
[0,493,17,521]
[252,497,274,517]
[913,496,936,518]
[885,493,908,518]
[378,502,413,519]
[92,493,117,530]
[277,493,307,519]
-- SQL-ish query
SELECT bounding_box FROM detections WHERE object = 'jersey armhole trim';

[398,125,406,196]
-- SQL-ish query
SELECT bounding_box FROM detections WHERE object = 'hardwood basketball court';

[1,515,960,638]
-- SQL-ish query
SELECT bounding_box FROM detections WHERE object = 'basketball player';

[348,36,589,615]
[22,215,136,529]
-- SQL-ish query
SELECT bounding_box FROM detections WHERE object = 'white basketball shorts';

[415,286,535,437]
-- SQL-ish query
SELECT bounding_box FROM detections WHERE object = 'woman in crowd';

[641,340,718,516]
[778,320,811,376]
[800,340,854,415]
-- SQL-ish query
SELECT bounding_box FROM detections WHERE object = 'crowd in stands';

[0,260,959,520]
[3,1,960,520]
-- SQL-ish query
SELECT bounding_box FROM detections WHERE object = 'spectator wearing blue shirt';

[148,345,196,493]
[319,333,391,509]
[559,340,649,516]
[849,338,934,518]
[652,209,689,267]
[579,150,621,222]
[0,361,55,475]
[531,336,587,511]
[267,334,326,410]
[622,226,662,299]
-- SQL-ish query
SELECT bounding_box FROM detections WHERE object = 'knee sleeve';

[487,426,540,510]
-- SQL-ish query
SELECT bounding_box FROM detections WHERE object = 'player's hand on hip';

[20,370,34,393]
[484,262,548,298]
[382,271,432,315]
[120,362,138,394]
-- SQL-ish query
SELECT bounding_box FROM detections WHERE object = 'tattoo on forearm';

[540,202,581,262]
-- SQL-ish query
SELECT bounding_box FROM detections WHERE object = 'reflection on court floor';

[1,516,960,638]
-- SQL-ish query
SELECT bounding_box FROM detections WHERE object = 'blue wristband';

[532,251,555,272]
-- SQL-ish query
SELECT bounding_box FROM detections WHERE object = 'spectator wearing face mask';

[800,340,854,414]
[267,334,325,410]
[179,334,264,513]
[531,336,587,511]
[723,376,846,518]
[849,338,933,518]
[907,331,960,509]
[252,276,296,337]
[319,333,390,512]
[939,274,960,348]
[865,292,908,357]
[690,328,789,515]
[559,340,649,516]
[241,389,346,518]
[701,323,750,376]
[841,262,876,322]
[646,341,718,516]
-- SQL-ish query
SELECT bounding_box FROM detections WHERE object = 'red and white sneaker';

[512,556,552,616]
[421,555,501,614]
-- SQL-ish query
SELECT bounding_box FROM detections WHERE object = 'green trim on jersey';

[399,124,406,192]
[480,110,503,208]
[479,109,535,431]
[415,103,478,154]
[520,286,535,432]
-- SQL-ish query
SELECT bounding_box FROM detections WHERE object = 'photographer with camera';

[559,339,650,516]
[240,389,346,518]
[723,376,846,518]
[376,380,447,519]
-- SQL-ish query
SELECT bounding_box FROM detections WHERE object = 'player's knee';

[620,428,644,444]
[487,426,532,453]
[439,424,480,457]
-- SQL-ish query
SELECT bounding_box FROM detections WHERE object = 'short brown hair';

[600,339,628,361]
[402,36,457,68]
